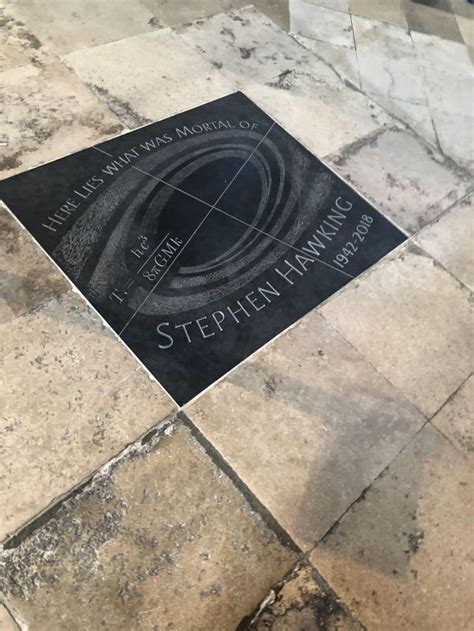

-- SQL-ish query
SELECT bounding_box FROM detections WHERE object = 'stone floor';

[0,1,473,630]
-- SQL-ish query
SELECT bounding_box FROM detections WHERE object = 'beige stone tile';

[8,0,160,55]
[0,204,70,323]
[62,29,235,128]
[243,70,390,158]
[289,0,354,48]
[431,375,474,457]
[0,61,123,179]
[0,605,18,631]
[328,128,471,233]
[350,0,407,28]
[0,4,53,72]
[0,423,296,630]
[294,34,361,86]
[178,6,339,86]
[415,194,474,290]
[352,15,415,60]
[456,14,474,48]
[249,563,360,629]
[406,3,463,43]
[311,424,474,631]
[321,244,473,417]
[186,311,425,550]
[0,291,175,540]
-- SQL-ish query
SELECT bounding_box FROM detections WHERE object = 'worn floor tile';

[411,30,472,74]
[0,204,70,323]
[321,244,473,417]
[0,605,18,631]
[0,291,175,540]
[142,0,248,26]
[357,52,426,103]
[178,6,337,86]
[311,424,474,630]
[374,96,436,144]
[8,0,160,55]
[242,70,389,157]
[328,128,470,233]
[431,375,474,456]
[294,34,361,86]
[451,0,474,20]
[406,2,463,41]
[415,194,474,289]
[352,15,416,60]
[431,109,474,171]
[0,61,123,179]
[0,422,296,630]
[349,0,407,28]
[248,563,361,629]
[289,0,354,48]
[62,29,235,128]
[186,310,425,550]
[0,4,53,72]
[423,65,474,117]
[306,0,350,10]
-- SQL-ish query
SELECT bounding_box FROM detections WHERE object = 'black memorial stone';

[0,92,406,404]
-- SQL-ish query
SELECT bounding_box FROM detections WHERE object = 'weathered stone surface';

[242,69,391,158]
[7,0,160,55]
[290,0,354,48]
[62,29,235,127]
[321,244,473,418]
[0,204,70,323]
[178,6,338,86]
[415,194,474,290]
[0,4,53,72]
[186,311,425,549]
[0,423,297,630]
[0,604,18,631]
[0,61,123,179]
[431,375,474,457]
[0,291,175,540]
[311,424,474,630]
[248,563,361,629]
[328,128,471,233]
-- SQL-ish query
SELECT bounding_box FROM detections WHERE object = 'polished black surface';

[0,92,406,404]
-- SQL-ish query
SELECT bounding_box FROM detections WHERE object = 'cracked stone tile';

[0,203,70,323]
[373,96,436,145]
[7,0,161,55]
[294,34,361,86]
[0,604,18,631]
[242,70,390,158]
[321,244,473,418]
[141,0,249,26]
[328,128,471,233]
[415,194,474,290]
[0,61,123,179]
[356,52,426,104]
[311,424,474,630]
[411,30,473,75]
[186,310,425,550]
[423,65,474,118]
[62,29,235,128]
[349,0,407,28]
[431,375,474,457]
[0,422,296,630]
[178,6,339,87]
[289,0,354,48]
[248,563,361,629]
[0,291,175,540]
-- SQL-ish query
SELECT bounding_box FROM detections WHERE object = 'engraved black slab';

[0,92,406,404]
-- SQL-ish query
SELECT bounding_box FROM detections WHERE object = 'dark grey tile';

[412,0,453,13]
[449,0,474,18]
[406,3,464,40]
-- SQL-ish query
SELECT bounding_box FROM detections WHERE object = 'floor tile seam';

[348,11,363,88]
[426,370,473,422]
[0,412,179,551]
[0,598,23,631]
[114,121,277,334]
[428,418,473,460]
